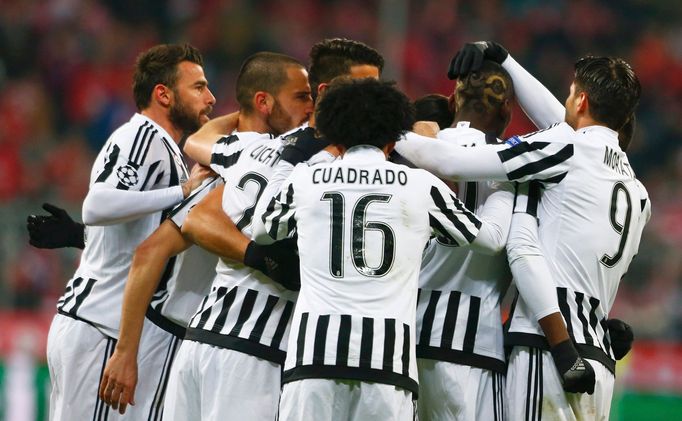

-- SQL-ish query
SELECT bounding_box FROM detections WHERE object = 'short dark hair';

[308,38,384,99]
[455,60,514,117]
[132,43,204,110]
[574,56,641,131]
[414,94,454,130]
[618,113,636,152]
[236,52,305,113]
[316,79,414,149]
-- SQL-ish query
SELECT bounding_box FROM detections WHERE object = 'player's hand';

[281,127,331,165]
[99,350,138,414]
[607,318,634,360]
[182,164,216,198]
[244,239,301,290]
[447,41,509,79]
[550,339,596,394]
[27,203,85,249]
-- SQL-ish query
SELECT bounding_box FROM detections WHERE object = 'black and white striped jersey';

[184,131,298,365]
[256,145,493,395]
[416,124,513,373]
[147,177,223,335]
[505,126,652,373]
[57,113,188,338]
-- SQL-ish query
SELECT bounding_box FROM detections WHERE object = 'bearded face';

[169,88,213,136]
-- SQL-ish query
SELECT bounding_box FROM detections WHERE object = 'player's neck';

[573,114,602,131]
[453,111,502,137]
[237,112,272,134]
[140,108,184,144]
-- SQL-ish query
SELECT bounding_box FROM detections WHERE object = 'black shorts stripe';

[147,335,181,421]
[93,337,116,421]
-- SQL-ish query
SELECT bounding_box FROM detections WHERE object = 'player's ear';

[576,91,589,114]
[447,93,456,114]
[254,91,274,114]
[154,84,172,108]
[317,83,330,98]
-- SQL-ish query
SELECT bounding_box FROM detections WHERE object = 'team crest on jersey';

[116,164,139,187]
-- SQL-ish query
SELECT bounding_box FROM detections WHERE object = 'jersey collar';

[343,145,387,162]
[577,125,619,147]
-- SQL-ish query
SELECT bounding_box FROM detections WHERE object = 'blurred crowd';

[1,0,681,340]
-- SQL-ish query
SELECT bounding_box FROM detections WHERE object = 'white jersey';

[416,125,513,373]
[146,177,222,335]
[258,145,489,396]
[57,113,188,338]
[504,125,651,373]
[184,131,298,365]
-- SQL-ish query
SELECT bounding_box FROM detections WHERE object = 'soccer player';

[47,43,215,421]
[414,60,516,421]
[172,39,385,420]
[399,42,650,420]
[95,51,313,418]
[253,77,512,420]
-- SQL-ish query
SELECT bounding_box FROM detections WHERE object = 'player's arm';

[182,183,302,290]
[253,171,299,244]
[426,178,507,255]
[99,219,190,414]
[83,163,213,226]
[507,182,595,394]
[396,126,574,185]
[184,112,240,165]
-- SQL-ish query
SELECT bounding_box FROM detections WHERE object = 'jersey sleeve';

[506,182,560,321]
[502,55,565,129]
[209,134,246,179]
[496,124,574,184]
[426,177,483,246]
[470,181,515,255]
[394,131,509,181]
[253,169,299,243]
[84,128,185,225]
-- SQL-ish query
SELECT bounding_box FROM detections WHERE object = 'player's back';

[416,124,512,370]
[507,125,651,369]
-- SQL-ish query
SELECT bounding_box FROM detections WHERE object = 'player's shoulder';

[108,114,163,147]
[437,125,494,147]
[509,122,575,146]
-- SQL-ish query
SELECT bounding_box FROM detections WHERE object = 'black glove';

[281,127,331,165]
[243,239,300,291]
[27,203,85,249]
[607,318,634,360]
[447,41,509,80]
[550,339,596,394]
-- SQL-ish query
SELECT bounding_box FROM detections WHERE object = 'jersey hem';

[184,328,285,365]
[146,306,186,338]
[505,331,616,374]
[282,365,419,397]
[416,345,507,373]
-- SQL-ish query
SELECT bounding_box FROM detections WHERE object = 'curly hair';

[414,94,454,130]
[308,38,384,99]
[574,56,641,131]
[315,79,415,149]
[132,43,204,110]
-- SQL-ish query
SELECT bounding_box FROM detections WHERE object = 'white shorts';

[506,346,614,421]
[417,358,505,421]
[279,378,415,421]
[164,340,281,421]
[47,313,180,421]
